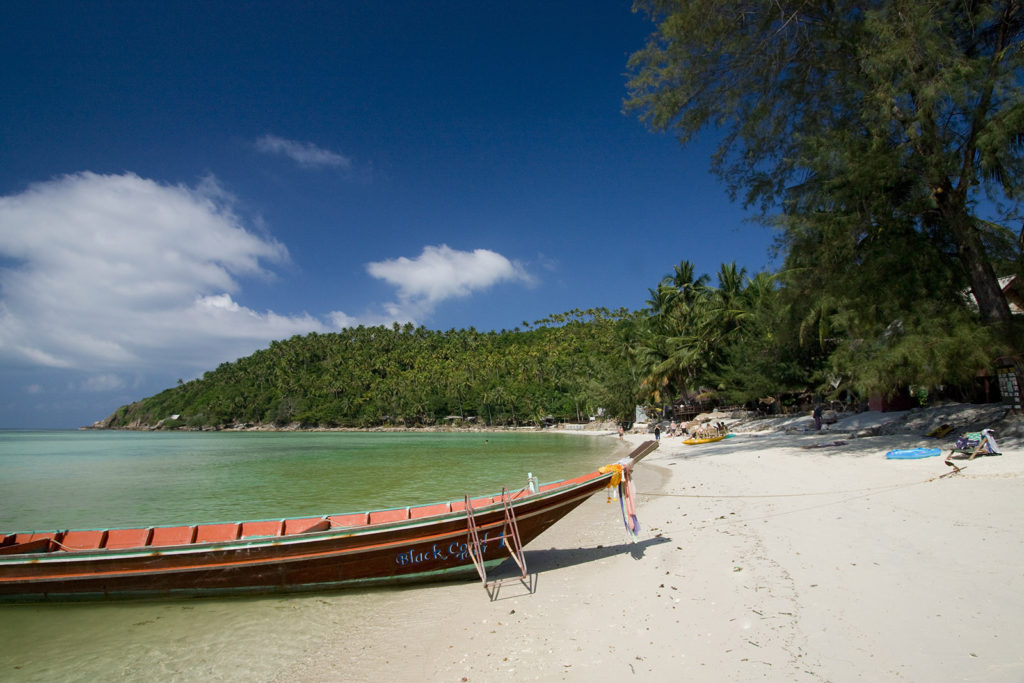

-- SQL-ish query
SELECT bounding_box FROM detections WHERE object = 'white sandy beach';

[22,407,1015,681]
[271,405,1023,682]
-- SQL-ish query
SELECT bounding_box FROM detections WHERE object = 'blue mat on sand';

[885,447,942,460]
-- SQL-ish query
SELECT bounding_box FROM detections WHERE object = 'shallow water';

[0,430,623,681]
[0,430,618,531]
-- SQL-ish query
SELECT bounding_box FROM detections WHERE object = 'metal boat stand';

[465,487,533,599]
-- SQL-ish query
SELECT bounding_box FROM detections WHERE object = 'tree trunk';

[938,189,1012,323]
[937,190,1024,408]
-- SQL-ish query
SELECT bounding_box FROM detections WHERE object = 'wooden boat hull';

[0,441,657,601]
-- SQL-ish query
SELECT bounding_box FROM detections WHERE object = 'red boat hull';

[0,441,657,601]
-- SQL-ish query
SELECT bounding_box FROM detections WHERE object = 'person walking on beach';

[618,425,624,440]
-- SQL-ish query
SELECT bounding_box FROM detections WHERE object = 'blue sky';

[0,2,775,428]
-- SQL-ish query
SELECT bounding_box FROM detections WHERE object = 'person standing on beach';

[813,405,823,431]
[618,425,624,440]
[654,425,661,441]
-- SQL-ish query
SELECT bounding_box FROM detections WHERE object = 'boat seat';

[409,503,451,519]
[150,525,197,547]
[61,529,108,551]
[328,513,369,527]
[195,523,241,544]
[450,496,492,512]
[104,527,152,550]
[283,517,330,535]
[368,508,409,524]
[240,520,285,538]
[14,531,62,544]
[0,537,57,555]
[562,472,600,486]
[539,472,599,492]
[490,488,531,503]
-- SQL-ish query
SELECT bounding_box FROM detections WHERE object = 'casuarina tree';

[626,0,1024,397]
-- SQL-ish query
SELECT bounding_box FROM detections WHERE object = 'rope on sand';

[636,469,965,500]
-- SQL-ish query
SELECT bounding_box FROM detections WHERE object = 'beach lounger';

[944,429,1000,472]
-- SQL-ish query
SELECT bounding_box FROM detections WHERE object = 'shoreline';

[277,405,1023,681]
[84,399,1018,439]
[81,421,623,434]
[7,404,1022,681]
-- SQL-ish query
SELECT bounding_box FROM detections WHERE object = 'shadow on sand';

[481,535,672,601]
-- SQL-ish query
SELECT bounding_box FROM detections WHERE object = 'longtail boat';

[0,440,657,602]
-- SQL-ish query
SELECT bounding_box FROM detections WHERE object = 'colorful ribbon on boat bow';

[599,461,640,542]
[599,463,624,489]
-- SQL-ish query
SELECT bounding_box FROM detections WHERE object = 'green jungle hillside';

[98,310,640,430]
[98,255,1022,431]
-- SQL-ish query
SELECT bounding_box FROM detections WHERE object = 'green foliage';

[631,261,799,407]
[104,312,640,429]
[627,0,1024,324]
[629,255,1010,409]
[827,302,1002,398]
[105,254,1016,431]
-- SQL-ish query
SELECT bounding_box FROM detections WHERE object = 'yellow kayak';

[682,434,727,445]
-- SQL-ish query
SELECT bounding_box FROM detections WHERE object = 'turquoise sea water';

[0,429,620,532]
[0,430,623,681]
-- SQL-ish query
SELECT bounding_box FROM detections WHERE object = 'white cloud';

[327,310,362,329]
[0,172,331,372]
[0,173,536,406]
[365,245,532,322]
[78,373,126,393]
[254,134,352,170]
